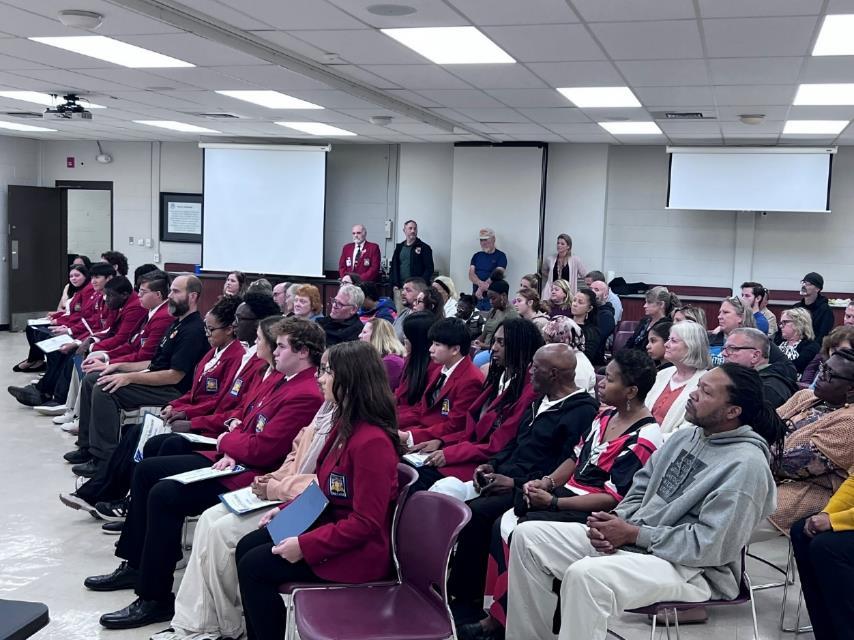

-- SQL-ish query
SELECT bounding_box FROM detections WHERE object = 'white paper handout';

[36,334,74,353]
[403,452,430,468]
[219,486,280,515]
[179,432,219,446]
[165,465,246,485]
[27,317,51,326]
[133,413,171,462]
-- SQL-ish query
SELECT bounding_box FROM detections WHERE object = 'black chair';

[0,599,49,640]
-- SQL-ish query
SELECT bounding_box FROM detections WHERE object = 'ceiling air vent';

[651,111,717,120]
[3,111,44,119]
[186,112,244,120]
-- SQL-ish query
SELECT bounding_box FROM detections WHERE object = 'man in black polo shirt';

[65,275,209,477]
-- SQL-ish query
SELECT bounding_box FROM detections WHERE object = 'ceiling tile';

[716,105,791,121]
[329,64,401,89]
[122,33,269,67]
[449,0,578,25]
[165,0,270,29]
[280,89,379,108]
[714,85,797,105]
[801,57,854,83]
[0,37,117,69]
[634,85,715,106]
[720,120,784,134]
[325,0,466,28]
[616,59,710,86]
[384,89,442,107]
[76,68,200,91]
[545,122,613,134]
[415,89,505,108]
[525,61,623,86]
[0,68,140,93]
[486,122,552,135]
[788,105,854,119]
[0,0,185,35]
[446,65,548,89]
[708,57,803,85]
[208,65,334,91]
[454,107,530,122]
[702,17,819,57]
[361,65,471,89]
[485,89,568,108]
[235,0,366,29]
[589,20,704,60]
[483,24,606,62]
[658,120,721,134]
[583,106,654,120]
[561,133,618,142]
[572,0,696,22]
[147,67,261,91]
[517,107,591,123]
[250,30,330,62]
[285,29,428,65]
[698,0,824,18]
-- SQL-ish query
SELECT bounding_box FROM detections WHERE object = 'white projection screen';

[201,144,328,276]
[667,147,834,213]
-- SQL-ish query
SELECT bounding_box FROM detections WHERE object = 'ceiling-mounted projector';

[43,94,93,121]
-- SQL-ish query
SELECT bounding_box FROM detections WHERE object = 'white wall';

[66,189,112,259]
[0,136,40,323]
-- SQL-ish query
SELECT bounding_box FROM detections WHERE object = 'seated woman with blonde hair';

[359,317,406,391]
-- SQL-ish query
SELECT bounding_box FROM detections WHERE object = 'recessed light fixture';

[782,120,849,134]
[0,91,106,108]
[367,4,417,16]
[215,90,323,109]
[381,27,515,64]
[813,15,854,56]
[29,36,194,68]
[794,83,854,106]
[557,87,642,108]
[598,121,662,135]
[275,122,357,136]
[57,10,103,30]
[134,120,219,133]
[0,120,56,132]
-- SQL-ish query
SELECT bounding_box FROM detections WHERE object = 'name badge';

[169,329,178,339]
[346,257,352,267]
[255,414,267,432]
[140,337,147,346]
[230,377,243,396]
[329,472,348,498]
[205,377,218,393]
[441,398,451,416]
[364,258,371,266]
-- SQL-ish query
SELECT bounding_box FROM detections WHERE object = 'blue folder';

[266,481,329,544]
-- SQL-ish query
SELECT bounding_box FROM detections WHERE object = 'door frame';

[55,180,114,253]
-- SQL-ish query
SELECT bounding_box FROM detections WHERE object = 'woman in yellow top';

[790,472,854,640]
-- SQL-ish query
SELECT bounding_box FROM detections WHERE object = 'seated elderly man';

[723,328,798,409]
[505,363,783,640]
[317,283,364,345]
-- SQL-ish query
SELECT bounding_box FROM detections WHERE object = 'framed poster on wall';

[159,192,203,243]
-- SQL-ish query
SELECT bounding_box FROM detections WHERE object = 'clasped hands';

[585,512,640,554]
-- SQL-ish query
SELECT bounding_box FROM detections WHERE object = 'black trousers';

[791,518,854,640]
[447,489,516,606]
[411,464,445,493]
[25,325,50,363]
[115,454,226,601]
[35,350,71,399]
[236,527,329,640]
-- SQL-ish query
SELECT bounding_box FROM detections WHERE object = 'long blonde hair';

[367,318,406,357]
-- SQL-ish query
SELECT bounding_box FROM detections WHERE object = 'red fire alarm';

[66,157,75,168]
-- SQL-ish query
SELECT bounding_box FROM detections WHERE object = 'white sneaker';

[53,411,76,425]
[150,627,193,640]
[34,403,68,416]
[61,420,79,434]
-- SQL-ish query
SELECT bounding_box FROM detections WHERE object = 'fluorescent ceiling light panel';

[215,90,323,109]
[29,36,194,68]
[783,120,849,134]
[275,122,357,136]
[557,87,641,108]
[381,27,515,64]
[813,15,854,56]
[794,83,854,105]
[598,121,662,135]
[0,91,106,108]
[134,120,219,133]
[0,120,56,132]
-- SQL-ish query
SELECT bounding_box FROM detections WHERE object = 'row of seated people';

[13,255,854,639]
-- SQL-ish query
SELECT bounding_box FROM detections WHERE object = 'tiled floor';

[0,330,812,639]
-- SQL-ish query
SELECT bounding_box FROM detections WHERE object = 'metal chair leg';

[673,608,680,640]
[648,608,656,640]
[745,572,760,640]
[663,608,672,640]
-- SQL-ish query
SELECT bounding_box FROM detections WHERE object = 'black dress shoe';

[99,597,174,630]
[457,621,502,640]
[72,460,100,478]
[7,384,45,407]
[63,448,91,464]
[84,561,139,592]
[102,521,124,535]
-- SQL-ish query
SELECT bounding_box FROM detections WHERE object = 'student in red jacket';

[411,318,544,491]
[401,317,483,447]
[395,311,440,427]
[236,339,403,640]
[83,317,325,630]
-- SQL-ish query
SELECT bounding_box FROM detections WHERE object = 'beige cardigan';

[266,422,327,501]
[644,367,704,437]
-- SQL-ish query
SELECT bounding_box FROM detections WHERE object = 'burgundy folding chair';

[292,492,472,640]
[280,463,418,640]
[621,550,758,640]
[800,353,823,385]
[617,320,639,334]
[611,331,634,355]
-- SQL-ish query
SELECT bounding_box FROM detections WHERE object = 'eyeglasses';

[817,362,854,383]
[138,287,152,296]
[204,324,229,335]
[329,298,353,309]
[316,364,333,378]
[722,345,758,354]
[780,319,794,325]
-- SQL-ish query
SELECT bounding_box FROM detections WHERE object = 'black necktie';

[355,244,362,263]
[429,373,447,406]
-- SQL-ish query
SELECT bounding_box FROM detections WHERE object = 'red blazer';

[109,303,173,363]
[300,422,399,583]
[408,357,484,444]
[91,293,146,353]
[57,283,100,338]
[395,360,441,429]
[96,296,118,333]
[440,373,540,480]
[202,366,324,490]
[169,339,246,418]
[189,356,268,437]
[338,241,382,282]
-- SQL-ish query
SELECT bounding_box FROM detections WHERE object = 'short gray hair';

[730,327,770,359]
[670,321,713,369]
[338,283,365,309]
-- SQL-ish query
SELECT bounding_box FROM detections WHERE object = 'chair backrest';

[397,492,471,609]
[390,463,419,580]
[611,330,634,355]
[617,320,639,334]
[800,353,823,385]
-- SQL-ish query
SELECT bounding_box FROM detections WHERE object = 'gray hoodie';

[614,425,776,599]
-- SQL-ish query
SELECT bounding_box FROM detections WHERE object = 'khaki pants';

[171,503,260,638]
[506,521,712,640]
